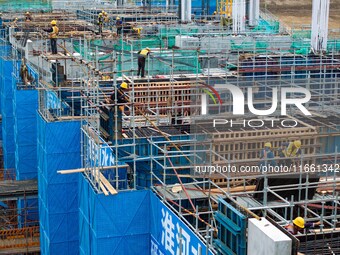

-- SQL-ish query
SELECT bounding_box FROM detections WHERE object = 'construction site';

[0,0,339,254]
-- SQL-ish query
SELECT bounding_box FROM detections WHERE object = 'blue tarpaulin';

[37,114,81,255]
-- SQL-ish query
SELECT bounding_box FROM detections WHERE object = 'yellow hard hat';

[116,17,120,20]
[293,217,305,229]
[51,20,57,25]
[293,140,301,148]
[264,142,272,148]
[99,13,103,16]
[120,82,128,89]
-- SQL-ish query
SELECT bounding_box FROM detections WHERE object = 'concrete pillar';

[232,0,246,34]
[311,0,330,53]
[180,0,192,22]
[248,0,260,27]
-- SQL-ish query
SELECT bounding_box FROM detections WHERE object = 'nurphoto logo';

[203,85,312,128]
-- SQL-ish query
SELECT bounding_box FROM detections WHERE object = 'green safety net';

[290,39,310,55]
[292,30,311,39]
[290,30,311,54]
[327,40,340,52]
[116,50,201,76]
[73,40,111,61]
[114,37,164,51]
[253,20,280,34]
[159,28,199,48]
[0,0,52,11]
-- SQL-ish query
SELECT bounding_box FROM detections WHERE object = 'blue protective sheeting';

[79,176,214,255]
[14,88,38,180]
[79,176,150,255]
[17,198,39,227]
[150,192,213,255]
[37,114,81,255]
[1,58,16,171]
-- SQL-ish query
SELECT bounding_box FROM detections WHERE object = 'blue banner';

[151,194,214,255]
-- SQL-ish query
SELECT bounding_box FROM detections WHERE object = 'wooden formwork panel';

[211,126,319,162]
[127,80,202,115]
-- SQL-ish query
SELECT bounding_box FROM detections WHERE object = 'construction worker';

[43,20,59,54]
[12,17,18,27]
[98,13,104,34]
[102,11,109,23]
[285,140,302,166]
[137,47,151,78]
[259,142,276,170]
[132,27,142,37]
[109,82,129,139]
[284,140,302,157]
[115,17,123,36]
[285,217,320,235]
[109,82,129,108]
[20,58,29,85]
[24,12,32,22]
[211,11,217,21]
[278,142,289,166]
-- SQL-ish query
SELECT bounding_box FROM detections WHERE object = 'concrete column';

[232,0,246,34]
[180,0,192,22]
[248,0,260,27]
[311,0,330,53]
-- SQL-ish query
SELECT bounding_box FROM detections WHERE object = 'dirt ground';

[261,0,340,31]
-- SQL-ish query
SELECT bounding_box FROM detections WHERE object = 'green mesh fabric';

[116,50,201,76]
[114,37,164,51]
[73,40,111,61]
[290,39,310,55]
[0,0,52,11]
[291,30,312,39]
[327,40,340,51]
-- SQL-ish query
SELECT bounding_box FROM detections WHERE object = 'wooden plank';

[58,165,129,174]
[99,172,118,195]
[99,182,109,196]
[210,185,256,193]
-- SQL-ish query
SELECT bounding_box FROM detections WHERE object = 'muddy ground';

[261,0,340,32]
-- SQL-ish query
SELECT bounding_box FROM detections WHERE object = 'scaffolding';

[1,5,340,255]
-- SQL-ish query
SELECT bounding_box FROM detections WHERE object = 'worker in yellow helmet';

[115,16,123,36]
[137,47,151,78]
[25,12,32,22]
[102,11,109,23]
[100,82,129,140]
[43,20,59,54]
[259,142,276,171]
[12,17,18,27]
[98,13,104,34]
[285,217,320,235]
[284,140,302,158]
[132,27,142,37]
[105,82,129,110]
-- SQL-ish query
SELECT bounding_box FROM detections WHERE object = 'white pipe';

[249,0,260,26]
[181,0,191,22]
[186,0,192,22]
[311,0,330,53]
[233,0,246,34]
